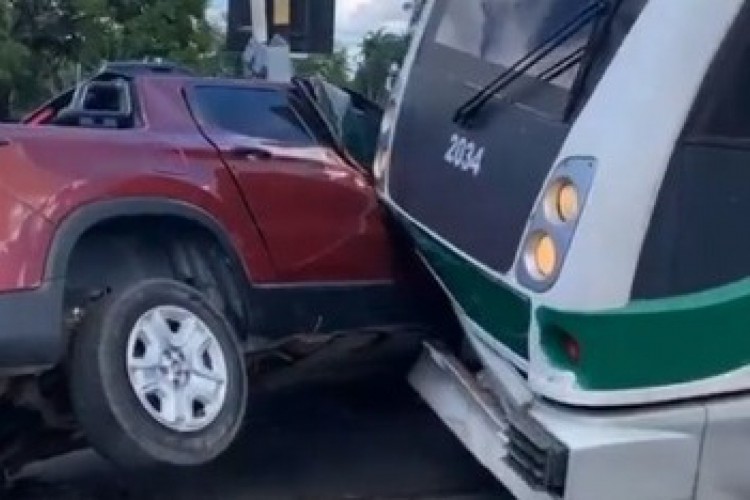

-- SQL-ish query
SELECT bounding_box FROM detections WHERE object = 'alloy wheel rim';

[126,305,228,433]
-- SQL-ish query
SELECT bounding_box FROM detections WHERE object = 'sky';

[207,0,410,48]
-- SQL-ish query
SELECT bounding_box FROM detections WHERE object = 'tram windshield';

[451,1,608,123]
[438,0,600,89]
[428,0,645,121]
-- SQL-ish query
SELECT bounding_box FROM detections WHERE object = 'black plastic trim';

[44,198,431,350]
[39,197,437,360]
[14,197,255,367]
[0,281,64,372]
[0,198,253,371]
[504,406,569,496]
[46,198,248,283]
[250,281,430,340]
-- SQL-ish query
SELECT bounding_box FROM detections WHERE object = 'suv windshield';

[306,77,384,169]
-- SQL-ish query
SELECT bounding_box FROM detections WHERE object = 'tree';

[0,2,30,119]
[293,47,350,88]
[102,0,216,66]
[0,0,91,118]
[8,0,95,110]
[353,30,410,105]
[0,0,220,120]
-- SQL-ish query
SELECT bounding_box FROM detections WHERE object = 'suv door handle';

[228,146,274,161]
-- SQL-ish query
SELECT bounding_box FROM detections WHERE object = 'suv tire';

[69,279,247,468]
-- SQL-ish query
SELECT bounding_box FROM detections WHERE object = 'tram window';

[687,5,750,140]
[430,0,647,121]
[435,0,594,91]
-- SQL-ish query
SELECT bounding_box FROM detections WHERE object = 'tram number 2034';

[444,134,485,177]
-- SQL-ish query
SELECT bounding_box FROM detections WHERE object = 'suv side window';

[686,5,750,140]
[194,86,314,144]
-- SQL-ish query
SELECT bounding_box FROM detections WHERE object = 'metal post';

[243,0,293,82]
[250,0,268,43]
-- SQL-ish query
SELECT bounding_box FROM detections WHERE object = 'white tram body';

[377,1,750,498]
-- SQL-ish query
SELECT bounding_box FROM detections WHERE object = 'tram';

[376,1,750,499]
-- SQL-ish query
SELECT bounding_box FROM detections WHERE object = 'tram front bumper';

[409,342,705,500]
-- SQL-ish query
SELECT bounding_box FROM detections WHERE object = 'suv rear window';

[193,86,314,144]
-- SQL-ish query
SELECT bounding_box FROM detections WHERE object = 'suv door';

[189,83,396,283]
[298,77,384,170]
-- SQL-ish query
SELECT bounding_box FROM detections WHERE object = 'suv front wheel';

[69,279,247,468]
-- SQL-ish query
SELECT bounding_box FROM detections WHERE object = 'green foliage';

[293,47,351,88]
[0,3,28,85]
[0,0,220,120]
[0,3,412,118]
[0,3,27,118]
[353,30,410,105]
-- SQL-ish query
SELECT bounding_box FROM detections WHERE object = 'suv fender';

[0,198,252,373]
[45,198,248,283]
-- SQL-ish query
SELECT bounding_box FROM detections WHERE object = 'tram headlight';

[526,232,559,279]
[544,178,580,224]
[554,179,580,223]
[516,157,597,292]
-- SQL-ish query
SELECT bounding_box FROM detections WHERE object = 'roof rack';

[98,60,195,77]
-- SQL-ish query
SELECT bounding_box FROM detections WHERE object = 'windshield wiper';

[538,46,587,84]
[453,1,609,126]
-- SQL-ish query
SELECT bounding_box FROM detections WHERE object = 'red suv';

[0,64,440,473]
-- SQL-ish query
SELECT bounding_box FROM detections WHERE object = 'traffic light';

[227,0,335,54]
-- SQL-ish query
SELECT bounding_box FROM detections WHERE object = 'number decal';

[444,134,485,176]
[444,134,459,164]
[468,147,483,176]
[456,137,467,169]
[462,142,475,172]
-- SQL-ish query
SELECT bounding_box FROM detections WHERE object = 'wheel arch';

[45,197,250,284]
[48,198,255,342]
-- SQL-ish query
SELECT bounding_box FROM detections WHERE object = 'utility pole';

[405,0,427,30]
[251,0,268,43]
[228,0,334,79]
[242,0,292,82]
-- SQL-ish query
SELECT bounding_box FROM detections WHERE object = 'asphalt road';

[8,366,511,500]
